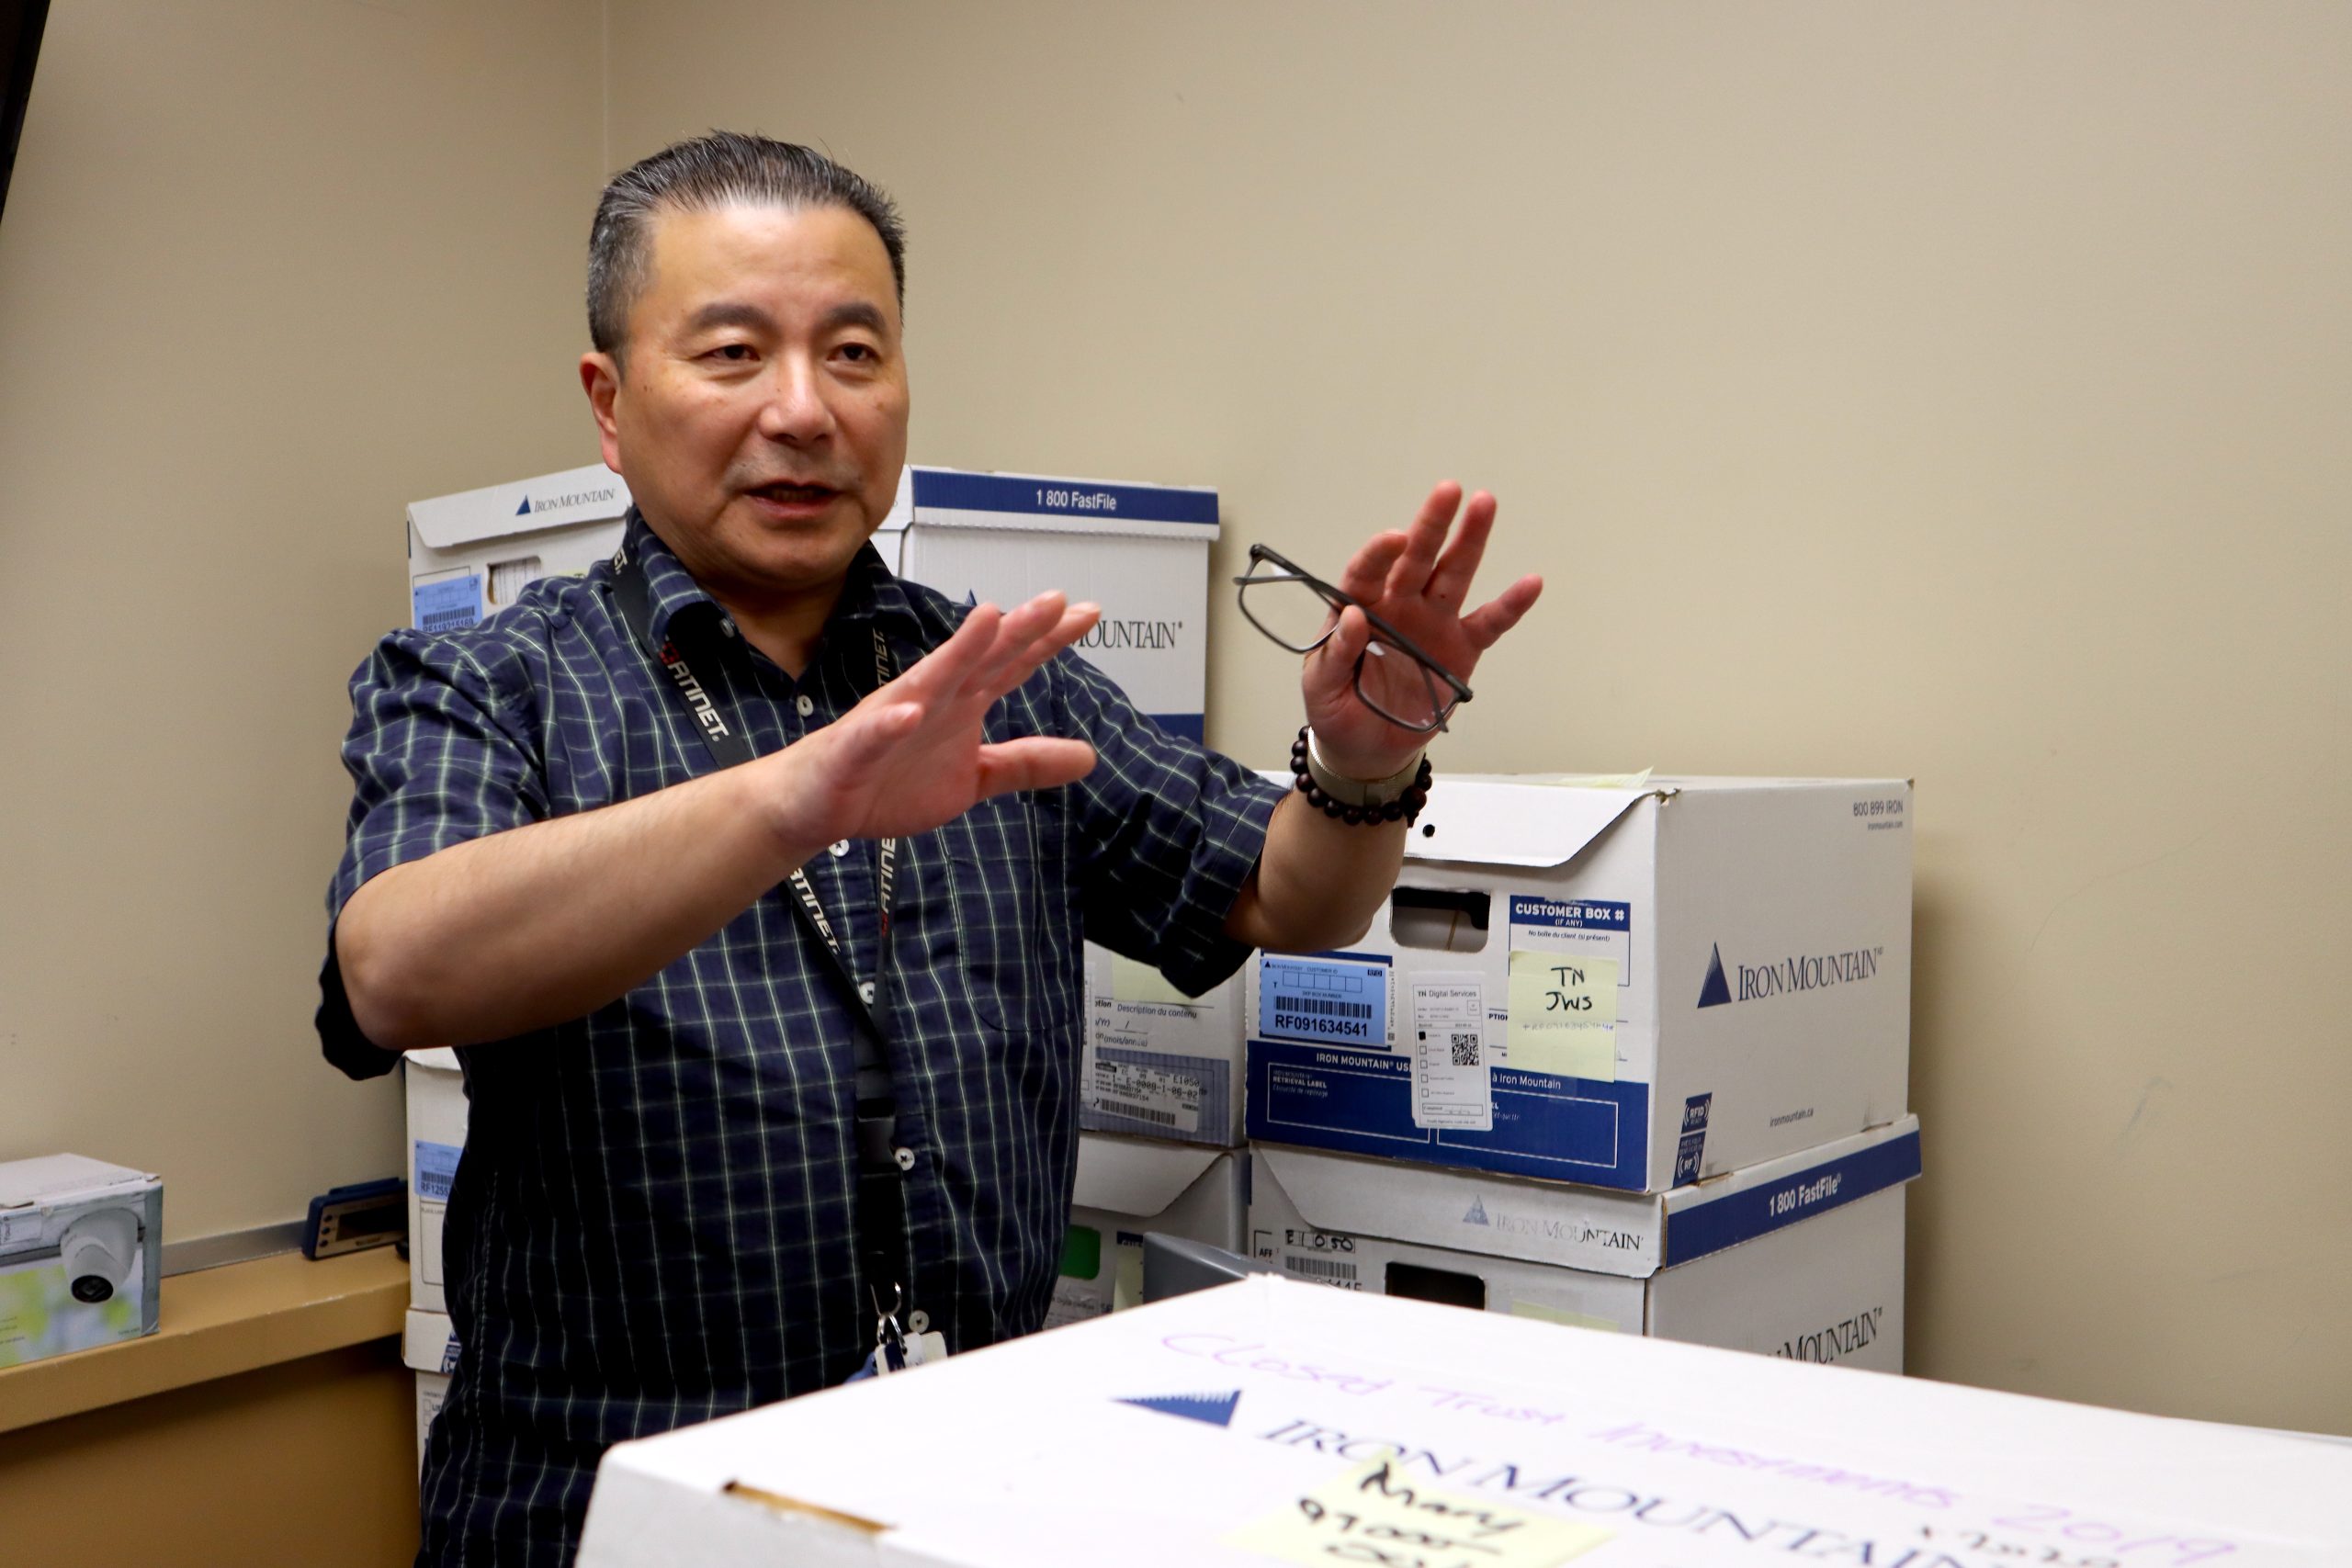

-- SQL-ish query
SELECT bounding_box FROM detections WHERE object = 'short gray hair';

[587,131,906,359]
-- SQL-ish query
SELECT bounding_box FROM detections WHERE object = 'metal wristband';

[1304,727,1426,807]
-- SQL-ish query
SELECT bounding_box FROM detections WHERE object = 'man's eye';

[709,344,754,362]
[838,343,875,364]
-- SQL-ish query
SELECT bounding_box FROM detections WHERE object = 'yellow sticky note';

[1113,953,1196,1008]
[1226,1457,1611,1568]
[1508,952,1618,1080]
[1510,1299,1623,1334]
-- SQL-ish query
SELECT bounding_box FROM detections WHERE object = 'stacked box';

[406,463,631,633]
[573,1273,2352,1566]
[1080,944,1247,1146]
[875,465,1238,1145]
[1241,773,1917,1364]
[402,1307,459,1469]
[1250,1117,1918,1370]
[1048,1135,1247,1329]
[1244,775,1913,1191]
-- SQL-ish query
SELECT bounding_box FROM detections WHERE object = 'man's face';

[582,202,909,608]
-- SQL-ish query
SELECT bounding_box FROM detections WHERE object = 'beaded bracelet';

[1289,725,1434,827]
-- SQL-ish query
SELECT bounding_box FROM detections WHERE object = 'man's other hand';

[1305,481,1543,780]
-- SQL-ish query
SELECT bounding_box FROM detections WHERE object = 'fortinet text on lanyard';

[616,546,899,967]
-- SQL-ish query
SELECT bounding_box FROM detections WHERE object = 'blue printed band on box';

[1248,1039,1652,1189]
[909,468,1218,526]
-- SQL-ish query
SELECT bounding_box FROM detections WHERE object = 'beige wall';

[4,0,2345,1441]
[604,1,2352,1430]
[0,0,604,1234]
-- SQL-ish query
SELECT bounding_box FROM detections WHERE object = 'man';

[321,132,1539,1564]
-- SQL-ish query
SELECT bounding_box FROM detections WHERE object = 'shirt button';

[795,694,815,717]
[830,840,851,858]
[893,1146,915,1172]
[859,980,878,1005]
[718,618,739,638]
[907,1309,931,1333]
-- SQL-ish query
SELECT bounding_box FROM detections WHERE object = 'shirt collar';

[619,508,921,651]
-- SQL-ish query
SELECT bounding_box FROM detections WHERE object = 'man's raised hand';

[1305,481,1543,780]
[759,592,1102,855]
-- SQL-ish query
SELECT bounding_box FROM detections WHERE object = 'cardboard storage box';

[1246,774,1913,1190]
[1080,942,1247,1146]
[403,1307,459,1470]
[1250,1116,1918,1371]
[876,465,1218,741]
[0,1155,163,1369]
[408,462,632,633]
[1049,1134,1246,1329]
[575,1271,2351,1567]
[405,1047,468,1313]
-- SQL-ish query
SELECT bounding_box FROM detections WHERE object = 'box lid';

[1072,1134,1228,1221]
[576,1272,2351,1567]
[876,465,1221,543]
[407,463,631,550]
[0,1153,159,1210]
[1404,778,1659,869]
[1259,1115,1920,1279]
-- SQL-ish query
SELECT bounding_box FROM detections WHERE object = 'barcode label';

[1283,995,1374,1020]
[1449,1031,1481,1066]
[1284,1255,1359,1282]
[1096,1099,1178,1128]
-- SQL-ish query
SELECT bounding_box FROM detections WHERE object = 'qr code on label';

[1449,1032,1481,1067]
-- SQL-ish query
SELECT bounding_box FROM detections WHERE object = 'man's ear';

[580,352,624,472]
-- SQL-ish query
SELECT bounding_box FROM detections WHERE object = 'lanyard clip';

[871,1281,907,1356]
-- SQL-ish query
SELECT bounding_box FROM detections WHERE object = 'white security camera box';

[1249,1116,1918,1372]
[575,1272,2352,1568]
[1080,941,1247,1146]
[0,1154,164,1369]
[875,465,1219,742]
[404,1307,459,1470]
[408,463,632,633]
[1245,775,1913,1191]
[1048,1135,1246,1329]
[405,1047,469,1313]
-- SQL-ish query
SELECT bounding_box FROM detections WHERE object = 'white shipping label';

[1087,1057,1204,1135]
[1409,973,1492,1131]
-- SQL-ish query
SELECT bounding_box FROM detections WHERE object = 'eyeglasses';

[1232,543,1473,734]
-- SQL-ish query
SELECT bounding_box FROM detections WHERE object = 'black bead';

[1342,804,1364,825]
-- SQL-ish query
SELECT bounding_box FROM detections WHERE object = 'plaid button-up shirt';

[319,513,1281,1565]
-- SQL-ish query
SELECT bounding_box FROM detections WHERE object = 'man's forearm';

[336,758,819,1052]
[1225,791,1407,953]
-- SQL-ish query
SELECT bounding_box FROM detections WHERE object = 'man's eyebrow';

[821,300,889,335]
[684,300,777,335]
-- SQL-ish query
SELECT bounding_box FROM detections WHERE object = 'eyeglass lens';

[1238,570,1455,731]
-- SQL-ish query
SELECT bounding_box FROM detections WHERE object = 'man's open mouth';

[748,481,839,505]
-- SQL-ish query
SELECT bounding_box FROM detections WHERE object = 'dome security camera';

[60,1208,140,1303]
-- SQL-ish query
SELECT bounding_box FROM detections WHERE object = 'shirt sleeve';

[316,629,551,1081]
[1057,653,1287,998]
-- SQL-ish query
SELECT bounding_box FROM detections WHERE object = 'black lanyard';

[606,536,923,1359]
[606,539,899,1035]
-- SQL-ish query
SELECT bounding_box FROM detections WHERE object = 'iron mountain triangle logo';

[514,494,532,516]
[1697,943,1732,1008]
[1117,1390,1241,1428]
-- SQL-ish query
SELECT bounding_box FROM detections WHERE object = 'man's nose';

[755,355,836,444]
